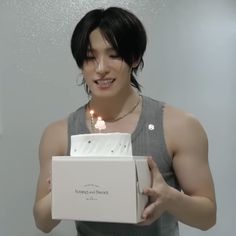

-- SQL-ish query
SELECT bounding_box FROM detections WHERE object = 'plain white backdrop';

[0,0,235,235]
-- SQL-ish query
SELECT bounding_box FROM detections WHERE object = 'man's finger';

[143,188,157,198]
[142,201,158,220]
[147,157,163,181]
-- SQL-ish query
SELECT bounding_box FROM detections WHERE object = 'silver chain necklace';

[87,95,141,126]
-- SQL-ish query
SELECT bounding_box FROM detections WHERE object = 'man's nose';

[95,57,109,74]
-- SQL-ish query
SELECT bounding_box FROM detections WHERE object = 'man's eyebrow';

[106,47,117,52]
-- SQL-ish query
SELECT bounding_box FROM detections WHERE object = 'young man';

[33,7,216,235]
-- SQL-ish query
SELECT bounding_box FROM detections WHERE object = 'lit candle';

[95,116,106,132]
[89,110,95,132]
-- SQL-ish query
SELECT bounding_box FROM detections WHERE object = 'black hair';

[71,7,147,93]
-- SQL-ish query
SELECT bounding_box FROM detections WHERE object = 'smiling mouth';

[94,79,115,87]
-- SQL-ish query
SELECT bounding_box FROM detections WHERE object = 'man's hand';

[140,157,172,225]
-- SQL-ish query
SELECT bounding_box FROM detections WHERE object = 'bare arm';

[33,119,68,233]
[142,106,216,230]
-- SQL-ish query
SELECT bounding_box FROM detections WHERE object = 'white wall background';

[0,0,235,235]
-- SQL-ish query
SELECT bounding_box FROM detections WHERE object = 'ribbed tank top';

[67,95,180,236]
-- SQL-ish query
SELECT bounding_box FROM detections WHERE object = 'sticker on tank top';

[148,124,155,130]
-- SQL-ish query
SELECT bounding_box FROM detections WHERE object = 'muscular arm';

[142,106,216,230]
[33,119,68,233]
[166,106,216,229]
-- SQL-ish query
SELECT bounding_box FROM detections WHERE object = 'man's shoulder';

[46,118,68,132]
[164,104,202,129]
[164,104,207,145]
[39,118,68,156]
[41,118,68,143]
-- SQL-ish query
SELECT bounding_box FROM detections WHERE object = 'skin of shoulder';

[163,104,215,201]
[163,105,208,157]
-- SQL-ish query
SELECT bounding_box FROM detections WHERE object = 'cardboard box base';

[52,156,151,223]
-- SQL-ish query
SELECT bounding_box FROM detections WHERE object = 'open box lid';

[134,156,151,221]
[134,156,151,194]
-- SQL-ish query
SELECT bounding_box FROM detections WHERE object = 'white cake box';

[51,155,151,223]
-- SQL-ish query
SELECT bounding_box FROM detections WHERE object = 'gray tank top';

[67,96,180,236]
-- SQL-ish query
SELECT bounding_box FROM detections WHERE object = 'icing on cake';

[70,133,132,157]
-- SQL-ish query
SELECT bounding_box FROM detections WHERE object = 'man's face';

[82,28,133,98]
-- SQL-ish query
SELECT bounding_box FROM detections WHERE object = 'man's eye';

[85,55,95,60]
[110,55,120,59]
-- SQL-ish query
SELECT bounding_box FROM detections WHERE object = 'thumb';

[147,157,162,181]
[147,157,159,173]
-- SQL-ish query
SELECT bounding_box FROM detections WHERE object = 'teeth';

[96,79,113,85]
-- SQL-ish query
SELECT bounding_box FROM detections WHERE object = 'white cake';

[70,133,132,157]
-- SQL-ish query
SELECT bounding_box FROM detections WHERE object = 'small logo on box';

[75,184,109,201]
